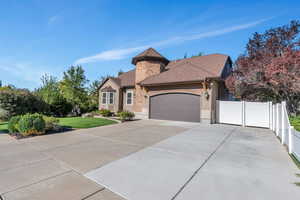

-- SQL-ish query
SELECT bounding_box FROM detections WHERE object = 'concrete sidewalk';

[85,124,300,200]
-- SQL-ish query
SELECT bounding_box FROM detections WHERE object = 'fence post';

[272,104,276,131]
[276,103,280,136]
[281,101,286,144]
[269,102,272,129]
[242,101,246,127]
[289,126,294,154]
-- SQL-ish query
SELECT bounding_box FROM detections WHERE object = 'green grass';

[0,122,8,133]
[0,117,117,133]
[289,116,300,131]
[291,154,300,170]
[58,117,117,129]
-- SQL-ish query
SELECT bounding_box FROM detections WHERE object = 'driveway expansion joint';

[170,127,236,200]
[81,188,105,200]
[1,170,73,195]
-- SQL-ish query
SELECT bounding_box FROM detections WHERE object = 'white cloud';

[74,46,149,65]
[74,18,271,64]
[48,15,60,25]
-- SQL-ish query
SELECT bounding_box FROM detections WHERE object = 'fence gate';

[217,101,272,128]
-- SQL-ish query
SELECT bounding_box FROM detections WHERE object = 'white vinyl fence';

[217,100,272,128]
[271,102,300,161]
[217,100,300,161]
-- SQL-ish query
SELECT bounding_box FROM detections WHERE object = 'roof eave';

[140,80,205,87]
[132,56,169,65]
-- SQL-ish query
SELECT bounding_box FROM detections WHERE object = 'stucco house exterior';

[98,48,232,123]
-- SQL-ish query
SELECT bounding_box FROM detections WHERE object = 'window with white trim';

[102,92,107,104]
[102,92,114,105]
[126,91,133,105]
[108,92,114,104]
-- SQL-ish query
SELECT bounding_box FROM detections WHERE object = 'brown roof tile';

[118,69,135,87]
[110,77,121,86]
[100,53,230,89]
[132,48,169,65]
[140,54,230,86]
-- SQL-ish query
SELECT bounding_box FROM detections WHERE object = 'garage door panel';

[150,93,200,122]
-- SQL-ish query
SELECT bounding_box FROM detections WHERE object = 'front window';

[109,92,114,104]
[126,91,133,105]
[102,92,107,104]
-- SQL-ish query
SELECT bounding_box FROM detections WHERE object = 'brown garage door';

[149,93,200,122]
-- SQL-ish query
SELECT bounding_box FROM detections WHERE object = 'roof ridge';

[170,53,228,63]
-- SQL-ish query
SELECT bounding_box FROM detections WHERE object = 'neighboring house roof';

[132,48,169,65]
[140,54,230,86]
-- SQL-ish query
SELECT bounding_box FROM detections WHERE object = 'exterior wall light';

[204,91,210,100]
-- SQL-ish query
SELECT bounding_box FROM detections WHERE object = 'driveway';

[86,123,300,200]
[0,120,299,200]
[0,120,189,200]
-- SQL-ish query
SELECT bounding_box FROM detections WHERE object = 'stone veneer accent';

[134,60,165,112]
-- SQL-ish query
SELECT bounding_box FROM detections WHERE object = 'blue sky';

[0,0,300,89]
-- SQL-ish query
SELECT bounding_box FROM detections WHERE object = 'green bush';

[90,110,101,116]
[119,111,135,121]
[18,113,46,136]
[0,89,48,117]
[0,107,10,121]
[99,109,112,117]
[116,110,123,117]
[43,116,59,132]
[8,116,21,133]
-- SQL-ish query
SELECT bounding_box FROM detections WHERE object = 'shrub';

[116,111,122,117]
[82,113,93,118]
[43,116,59,132]
[119,111,135,122]
[18,113,46,136]
[8,116,21,133]
[0,107,10,121]
[0,89,48,117]
[99,109,112,117]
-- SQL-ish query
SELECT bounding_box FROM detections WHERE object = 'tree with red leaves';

[226,20,300,114]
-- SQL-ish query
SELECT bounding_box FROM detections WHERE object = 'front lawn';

[58,117,117,129]
[290,116,300,131]
[0,122,8,133]
[0,117,117,133]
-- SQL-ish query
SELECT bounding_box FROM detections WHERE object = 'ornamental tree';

[226,20,300,114]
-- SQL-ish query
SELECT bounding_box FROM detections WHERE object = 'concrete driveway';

[0,120,299,200]
[86,123,300,200]
[0,120,189,200]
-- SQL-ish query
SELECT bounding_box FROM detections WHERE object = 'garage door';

[149,93,200,122]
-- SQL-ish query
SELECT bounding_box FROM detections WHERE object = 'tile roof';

[140,54,230,86]
[101,52,230,89]
[132,48,169,65]
[118,69,135,87]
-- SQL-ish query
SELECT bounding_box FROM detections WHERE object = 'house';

[98,48,232,123]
